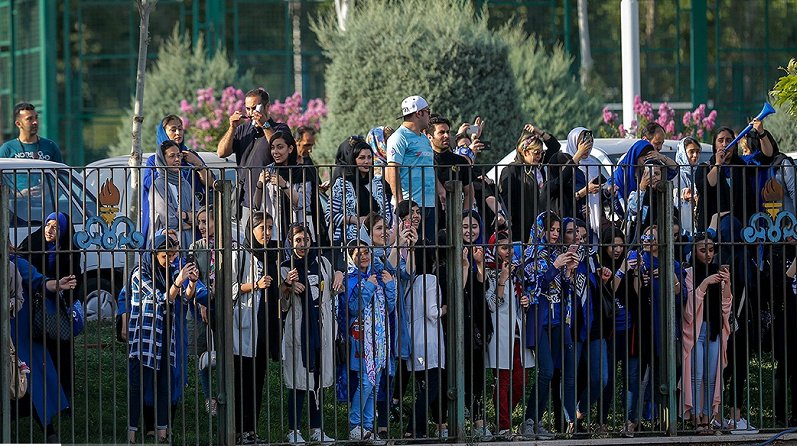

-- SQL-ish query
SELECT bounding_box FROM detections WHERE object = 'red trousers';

[494,338,528,431]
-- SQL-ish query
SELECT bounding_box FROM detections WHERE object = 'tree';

[312,0,598,164]
[110,29,252,157]
[772,58,797,123]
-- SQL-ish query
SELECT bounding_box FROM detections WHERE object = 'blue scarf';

[281,247,322,372]
[44,212,68,269]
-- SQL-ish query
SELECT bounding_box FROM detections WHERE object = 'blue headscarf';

[44,212,68,267]
[613,139,655,201]
[524,211,566,310]
[142,117,210,240]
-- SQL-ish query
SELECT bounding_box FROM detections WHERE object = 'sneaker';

[522,419,536,438]
[594,424,609,438]
[621,421,637,438]
[535,423,554,440]
[496,429,521,441]
[349,426,372,441]
[710,419,723,431]
[567,419,589,439]
[729,418,759,434]
[473,425,493,442]
[310,429,335,442]
[437,427,449,439]
[287,430,306,443]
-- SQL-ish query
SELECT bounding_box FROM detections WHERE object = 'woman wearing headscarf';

[681,234,732,434]
[498,124,560,243]
[17,212,81,402]
[231,210,278,444]
[280,224,336,443]
[675,137,702,235]
[598,227,641,436]
[344,240,396,441]
[151,140,202,249]
[9,249,76,444]
[521,211,578,438]
[142,115,213,240]
[366,126,395,177]
[330,136,393,244]
[127,232,201,443]
[562,127,604,240]
[484,230,533,438]
[357,212,416,438]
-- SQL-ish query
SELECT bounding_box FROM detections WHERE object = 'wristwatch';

[262,121,271,130]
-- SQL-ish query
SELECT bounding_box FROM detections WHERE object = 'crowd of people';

[5,90,797,444]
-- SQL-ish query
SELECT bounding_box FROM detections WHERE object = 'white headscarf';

[675,137,699,234]
[565,127,602,242]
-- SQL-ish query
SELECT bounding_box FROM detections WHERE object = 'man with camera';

[217,88,290,226]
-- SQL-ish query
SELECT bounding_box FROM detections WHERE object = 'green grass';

[9,320,785,444]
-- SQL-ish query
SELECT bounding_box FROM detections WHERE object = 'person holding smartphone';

[682,234,732,434]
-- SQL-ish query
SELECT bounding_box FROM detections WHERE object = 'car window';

[2,170,97,229]
[59,170,98,222]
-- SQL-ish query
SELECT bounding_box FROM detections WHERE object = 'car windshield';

[3,169,97,228]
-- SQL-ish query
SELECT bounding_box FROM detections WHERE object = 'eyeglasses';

[640,234,656,242]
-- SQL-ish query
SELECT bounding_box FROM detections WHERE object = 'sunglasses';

[640,234,656,242]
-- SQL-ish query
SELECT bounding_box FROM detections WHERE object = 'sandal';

[697,423,713,435]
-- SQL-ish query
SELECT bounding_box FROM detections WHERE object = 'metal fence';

[0,157,796,444]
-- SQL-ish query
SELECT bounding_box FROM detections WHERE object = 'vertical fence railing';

[1,183,10,443]
[214,179,236,445]
[656,179,678,435]
[444,180,465,439]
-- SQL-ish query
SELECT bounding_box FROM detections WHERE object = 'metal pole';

[0,184,10,442]
[214,180,235,445]
[656,180,677,436]
[445,180,465,439]
[621,0,641,131]
[690,0,708,108]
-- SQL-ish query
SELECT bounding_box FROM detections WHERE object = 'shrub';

[109,28,252,157]
[503,27,603,142]
[312,0,526,165]
[765,96,797,155]
[772,58,797,123]
[599,95,717,142]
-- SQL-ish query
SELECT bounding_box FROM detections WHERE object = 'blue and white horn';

[726,102,776,150]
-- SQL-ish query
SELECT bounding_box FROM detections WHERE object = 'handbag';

[8,338,29,400]
[31,293,73,342]
[198,329,216,371]
[72,300,85,337]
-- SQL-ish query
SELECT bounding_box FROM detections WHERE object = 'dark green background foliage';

[110,29,253,157]
[313,0,599,164]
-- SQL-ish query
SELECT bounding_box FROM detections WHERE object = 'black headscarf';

[692,236,722,341]
[281,227,322,372]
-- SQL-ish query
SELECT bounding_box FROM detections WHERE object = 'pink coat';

[680,267,732,419]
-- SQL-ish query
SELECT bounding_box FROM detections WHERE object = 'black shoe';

[46,434,59,444]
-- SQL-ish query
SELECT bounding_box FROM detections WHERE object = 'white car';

[486,138,713,184]
[0,159,117,319]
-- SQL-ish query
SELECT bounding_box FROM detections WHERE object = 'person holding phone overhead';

[562,127,605,241]
[216,88,290,227]
[499,123,560,243]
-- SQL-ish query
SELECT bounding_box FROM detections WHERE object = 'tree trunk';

[576,0,593,87]
[335,0,353,31]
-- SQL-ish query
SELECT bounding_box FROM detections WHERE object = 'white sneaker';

[310,429,335,442]
[349,426,372,441]
[287,430,306,443]
[730,418,759,434]
[438,427,449,439]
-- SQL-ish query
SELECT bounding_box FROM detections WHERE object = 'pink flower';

[682,112,692,126]
[665,121,675,134]
[697,128,704,138]
[693,104,706,123]
[204,136,214,143]
[618,124,625,135]
[603,107,617,125]
[180,116,190,128]
[180,100,194,114]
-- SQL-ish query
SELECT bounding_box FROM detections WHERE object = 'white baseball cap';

[398,95,429,119]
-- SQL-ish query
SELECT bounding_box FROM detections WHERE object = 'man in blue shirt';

[385,95,444,242]
[0,103,64,163]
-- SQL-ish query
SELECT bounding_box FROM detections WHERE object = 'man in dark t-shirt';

[425,115,474,229]
[217,88,290,226]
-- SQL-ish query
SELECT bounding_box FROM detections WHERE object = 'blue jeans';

[350,370,382,431]
[526,325,576,423]
[692,322,719,417]
[601,329,640,423]
[576,339,609,416]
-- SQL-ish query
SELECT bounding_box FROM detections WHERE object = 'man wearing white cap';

[385,95,442,242]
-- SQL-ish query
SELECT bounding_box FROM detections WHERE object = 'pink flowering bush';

[180,88,327,151]
[600,95,717,142]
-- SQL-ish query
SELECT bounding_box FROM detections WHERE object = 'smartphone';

[567,244,578,254]
[720,264,730,273]
[591,174,608,185]
[582,130,593,143]
[481,140,491,151]
[185,254,196,265]
[255,104,263,113]
[403,220,412,230]
[466,125,479,136]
